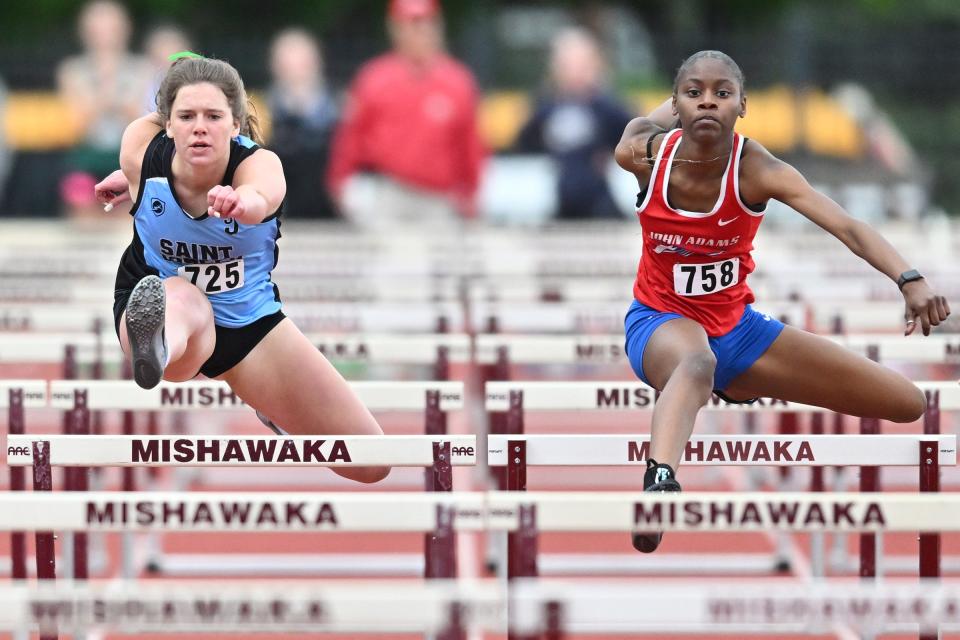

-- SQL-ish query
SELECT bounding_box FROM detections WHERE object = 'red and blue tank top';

[633,128,766,336]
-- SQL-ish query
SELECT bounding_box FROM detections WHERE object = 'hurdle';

[284,301,465,333]
[0,579,504,636]
[48,379,463,431]
[489,433,956,577]
[0,490,484,593]
[485,379,960,578]
[5,379,466,578]
[1,382,52,583]
[308,333,471,381]
[0,304,112,333]
[509,578,960,637]
[489,486,960,640]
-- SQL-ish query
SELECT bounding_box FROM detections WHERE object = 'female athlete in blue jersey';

[96,55,388,484]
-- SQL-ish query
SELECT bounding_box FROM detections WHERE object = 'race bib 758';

[673,258,739,296]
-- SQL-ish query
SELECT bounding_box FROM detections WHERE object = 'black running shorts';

[114,288,285,378]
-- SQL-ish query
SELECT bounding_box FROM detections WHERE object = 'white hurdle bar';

[472,301,808,334]
[484,380,960,581]
[0,333,471,370]
[509,578,960,636]
[485,380,960,412]
[0,304,111,332]
[50,379,464,411]
[283,301,464,333]
[488,434,953,581]
[478,333,960,366]
[2,491,957,533]
[0,492,487,532]
[8,435,478,467]
[487,434,956,468]
[4,488,484,586]
[5,578,957,636]
[0,579,504,635]
[4,380,466,580]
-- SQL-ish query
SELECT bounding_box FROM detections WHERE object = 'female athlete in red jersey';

[615,51,950,553]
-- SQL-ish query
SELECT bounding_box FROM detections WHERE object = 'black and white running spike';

[125,276,168,390]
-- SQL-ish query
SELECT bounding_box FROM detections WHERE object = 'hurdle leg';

[919,390,941,640]
[544,601,563,640]
[424,390,448,489]
[507,504,538,640]
[809,413,826,578]
[426,499,459,640]
[71,391,90,581]
[772,411,798,573]
[9,389,27,581]
[491,391,526,577]
[433,345,450,381]
[828,411,853,572]
[121,408,137,578]
[425,441,456,583]
[437,602,466,640]
[32,440,58,640]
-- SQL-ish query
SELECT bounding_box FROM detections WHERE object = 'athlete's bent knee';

[888,386,926,423]
[676,351,717,387]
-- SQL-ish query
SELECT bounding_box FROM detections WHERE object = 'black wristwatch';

[896,269,924,290]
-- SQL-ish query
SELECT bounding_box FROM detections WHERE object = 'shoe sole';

[125,276,166,389]
[632,480,682,553]
[632,532,663,553]
[255,410,288,436]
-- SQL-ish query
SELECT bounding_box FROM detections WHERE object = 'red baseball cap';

[388,0,440,20]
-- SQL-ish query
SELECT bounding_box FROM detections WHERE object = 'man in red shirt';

[326,0,486,227]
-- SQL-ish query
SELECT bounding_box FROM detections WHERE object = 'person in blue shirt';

[96,54,388,484]
[514,27,633,220]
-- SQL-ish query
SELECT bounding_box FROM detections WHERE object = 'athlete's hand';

[207,185,244,219]
[903,280,950,336]
[94,169,130,212]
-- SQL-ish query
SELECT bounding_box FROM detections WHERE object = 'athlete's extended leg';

[641,318,717,470]
[120,276,216,388]
[220,319,390,484]
[722,326,926,422]
[632,317,716,553]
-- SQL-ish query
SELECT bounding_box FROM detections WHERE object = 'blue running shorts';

[624,299,785,392]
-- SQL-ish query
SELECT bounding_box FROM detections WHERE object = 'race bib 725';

[177,259,244,294]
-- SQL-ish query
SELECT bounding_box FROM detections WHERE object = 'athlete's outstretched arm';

[615,99,676,175]
[118,113,164,202]
[214,149,286,225]
[750,146,950,335]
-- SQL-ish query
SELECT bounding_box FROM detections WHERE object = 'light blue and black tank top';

[115,131,283,328]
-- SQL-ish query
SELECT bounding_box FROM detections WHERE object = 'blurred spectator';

[56,0,149,219]
[267,28,338,219]
[513,27,632,220]
[327,0,485,227]
[142,24,193,114]
[0,76,9,207]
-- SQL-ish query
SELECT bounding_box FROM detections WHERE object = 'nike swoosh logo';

[718,217,739,226]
